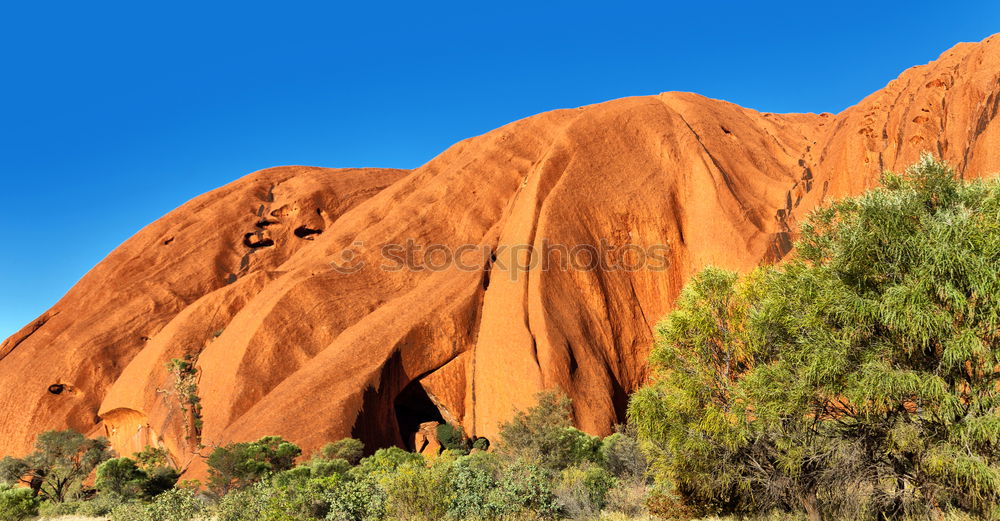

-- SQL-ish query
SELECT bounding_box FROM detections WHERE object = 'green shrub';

[76,492,128,516]
[97,457,147,497]
[133,446,172,470]
[109,488,203,521]
[435,423,468,453]
[324,476,386,521]
[600,430,646,480]
[381,455,451,520]
[215,477,334,521]
[446,451,501,520]
[0,484,39,521]
[317,438,364,465]
[629,156,1000,520]
[308,458,352,478]
[554,464,618,519]
[493,459,561,519]
[351,447,423,479]
[471,437,490,451]
[207,436,302,495]
[499,391,604,471]
[141,466,180,498]
[603,480,649,517]
[38,499,86,517]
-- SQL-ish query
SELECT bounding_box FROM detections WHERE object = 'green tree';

[206,436,302,495]
[0,429,111,502]
[96,457,147,497]
[630,156,1000,520]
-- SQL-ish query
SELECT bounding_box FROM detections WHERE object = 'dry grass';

[36,516,108,521]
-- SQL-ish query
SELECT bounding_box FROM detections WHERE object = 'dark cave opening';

[294,225,323,239]
[393,380,445,452]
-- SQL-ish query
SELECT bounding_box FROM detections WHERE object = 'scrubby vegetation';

[0,157,995,521]
[630,155,1000,520]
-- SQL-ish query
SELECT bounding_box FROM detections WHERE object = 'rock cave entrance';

[393,380,445,452]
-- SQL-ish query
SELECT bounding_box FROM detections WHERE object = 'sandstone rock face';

[3,35,1000,474]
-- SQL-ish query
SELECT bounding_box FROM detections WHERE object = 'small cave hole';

[48,384,65,395]
[243,232,275,248]
[481,268,491,291]
[293,226,323,239]
[720,125,732,135]
[315,208,323,216]
[394,380,445,452]
[162,237,174,246]
[255,219,278,229]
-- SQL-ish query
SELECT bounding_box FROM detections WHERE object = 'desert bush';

[215,476,337,521]
[324,476,387,521]
[630,156,1000,520]
[97,457,147,497]
[306,458,352,479]
[601,429,646,480]
[445,451,501,520]
[436,423,468,453]
[493,459,562,519]
[0,484,39,521]
[500,391,604,471]
[317,438,365,465]
[133,445,172,470]
[141,466,181,498]
[206,435,302,495]
[109,487,203,521]
[351,447,423,479]
[603,479,649,517]
[381,455,451,520]
[38,493,127,517]
[554,464,618,519]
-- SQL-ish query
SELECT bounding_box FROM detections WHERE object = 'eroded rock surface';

[3,35,1000,474]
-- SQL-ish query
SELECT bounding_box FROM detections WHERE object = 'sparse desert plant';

[499,391,604,471]
[165,355,204,443]
[601,428,647,481]
[554,464,618,519]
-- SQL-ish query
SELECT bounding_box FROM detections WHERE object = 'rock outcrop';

[2,35,1000,474]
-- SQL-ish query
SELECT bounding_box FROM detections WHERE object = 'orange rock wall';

[2,35,999,474]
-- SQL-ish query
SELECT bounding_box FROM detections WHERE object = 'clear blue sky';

[1,0,998,340]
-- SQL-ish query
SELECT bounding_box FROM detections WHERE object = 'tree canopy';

[629,155,1000,520]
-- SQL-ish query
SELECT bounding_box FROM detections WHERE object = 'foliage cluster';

[629,156,1000,520]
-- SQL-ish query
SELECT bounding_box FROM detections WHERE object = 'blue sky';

[1,1,998,340]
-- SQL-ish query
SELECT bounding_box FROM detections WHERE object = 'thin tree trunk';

[799,491,822,521]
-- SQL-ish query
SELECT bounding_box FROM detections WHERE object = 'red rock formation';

[2,35,999,474]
